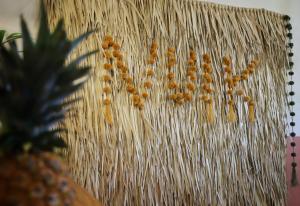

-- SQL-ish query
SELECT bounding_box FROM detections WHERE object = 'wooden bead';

[168,81,178,89]
[104,63,113,70]
[168,47,176,53]
[112,42,121,50]
[189,74,197,81]
[102,42,109,49]
[142,92,149,99]
[103,35,113,42]
[144,81,153,89]
[127,84,136,93]
[146,69,155,77]
[167,72,175,80]
[126,77,133,84]
[103,75,112,82]
[202,54,211,63]
[223,57,231,66]
[187,82,196,92]
[103,86,112,94]
[103,98,111,105]
[188,66,197,72]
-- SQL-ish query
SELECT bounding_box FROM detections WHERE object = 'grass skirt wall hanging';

[45,0,290,205]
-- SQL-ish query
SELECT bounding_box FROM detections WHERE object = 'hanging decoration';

[142,41,158,100]
[200,54,215,123]
[45,0,291,205]
[102,36,114,125]
[184,49,197,103]
[283,15,298,186]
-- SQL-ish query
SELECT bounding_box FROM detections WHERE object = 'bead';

[103,63,113,70]
[289,91,295,96]
[291,152,296,157]
[187,82,196,92]
[285,24,292,30]
[113,42,121,50]
[291,142,296,147]
[103,98,111,105]
[144,81,153,89]
[202,54,211,63]
[102,42,109,49]
[146,69,155,77]
[103,35,113,42]
[290,122,296,126]
[289,43,294,48]
[223,57,231,66]
[290,132,296,137]
[287,33,293,39]
[142,92,149,99]
[290,112,295,116]
[289,71,294,76]
[292,162,297,167]
[103,75,112,82]
[288,81,294,85]
[289,62,294,67]
[167,72,175,80]
[103,86,112,94]
[289,101,295,106]
[283,15,291,21]
[126,85,136,94]
[289,52,294,57]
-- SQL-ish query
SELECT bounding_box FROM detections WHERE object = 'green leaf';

[6,32,21,39]
[52,19,64,39]
[5,33,22,42]
[36,0,50,46]
[49,82,85,103]
[0,30,6,44]
[57,66,90,86]
[68,49,98,67]
[40,97,81,117]
[35,136,67,151]
[21,16,33,53]
[0,0,95,154]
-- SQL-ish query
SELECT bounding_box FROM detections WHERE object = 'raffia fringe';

[45,0,289,205]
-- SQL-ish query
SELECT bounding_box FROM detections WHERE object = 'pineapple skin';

[0,153,75,206]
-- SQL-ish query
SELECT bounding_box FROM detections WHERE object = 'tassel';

[291,165,298,186]
[248,101,255,122]
[207,102,214,123]
[104,104,113,125]
[227,103,237,122]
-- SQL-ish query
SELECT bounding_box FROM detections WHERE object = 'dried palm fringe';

[45,0,289,205]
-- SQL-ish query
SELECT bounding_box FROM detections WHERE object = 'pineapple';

[0,2,96,206]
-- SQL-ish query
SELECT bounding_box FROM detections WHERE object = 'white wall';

[1,0,300,134]
[0,0,37,34]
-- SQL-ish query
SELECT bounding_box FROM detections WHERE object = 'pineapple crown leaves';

[0,2,98,154]
[0,30,22,45]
